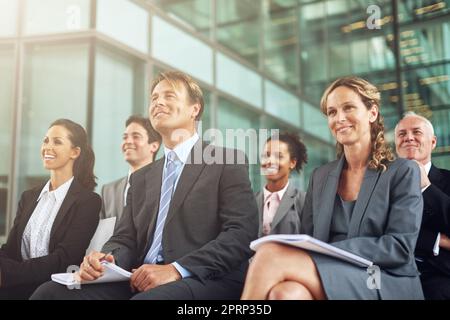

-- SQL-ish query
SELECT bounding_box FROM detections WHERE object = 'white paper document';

[250,234,373,268]
[51,261,131,286]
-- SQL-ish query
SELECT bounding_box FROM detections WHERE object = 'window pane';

[217,97,261,191]
[216,0,261,67]
[19,42,89,194]
[303,135,334,186]
[264,6,299,89]
[265,80,300,126]
[148,0,212,38]
[93,46,146,189]
[24,0,90,35]
[303,101,332,142]
[152,15,213,84]
[97,0,149,53]
[217,52,262,108]
[0,45,14,236]
[0,0,18,37]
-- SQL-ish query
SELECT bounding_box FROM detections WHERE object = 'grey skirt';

[310,252,424,300]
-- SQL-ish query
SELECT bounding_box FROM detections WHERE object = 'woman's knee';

[267,281,313,300]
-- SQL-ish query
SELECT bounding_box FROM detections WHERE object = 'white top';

[21,177,74,260]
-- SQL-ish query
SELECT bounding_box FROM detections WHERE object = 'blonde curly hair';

[320,76,395,171]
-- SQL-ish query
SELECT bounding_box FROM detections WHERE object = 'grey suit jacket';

[255,183,305,237]
[102,140,259,282]
[300,156,424,299]
[100,176,127,221]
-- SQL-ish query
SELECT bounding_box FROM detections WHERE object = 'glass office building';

[0,0,449,242]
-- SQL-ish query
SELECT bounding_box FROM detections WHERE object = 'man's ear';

[431,135,437,150]
[150,142,160,153]
[191,103,200,120]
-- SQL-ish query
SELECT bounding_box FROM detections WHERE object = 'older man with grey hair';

[395,111,450,300]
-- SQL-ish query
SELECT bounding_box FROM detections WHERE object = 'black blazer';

[416,164,450,275]
[0,179,101,288]
[103,140,259,282]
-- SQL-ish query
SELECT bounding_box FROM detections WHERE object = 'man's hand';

[130,264,181,292]
[440,234,450,251]
[79,251,115,281]
[413,160,431,189]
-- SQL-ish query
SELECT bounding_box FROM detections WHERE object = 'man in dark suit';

[31,71,258,300]
[395,111,450,300]
[100,115,161,222]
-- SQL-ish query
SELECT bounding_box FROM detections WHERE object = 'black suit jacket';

[103,141,259,282]
[416,164,450,275]
[0,179,101,288]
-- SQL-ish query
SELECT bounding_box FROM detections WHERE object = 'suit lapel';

[271,183,296,230]
[116,177,127,209]
[15,186,42,254]
[314,157,345,242]
[428,164,442,187]
[347,167,381,237]
[50,180,82,241]
[144,158,164,245]
[255,192,264,236]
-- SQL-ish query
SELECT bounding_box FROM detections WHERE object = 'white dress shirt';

[21,177,74,260]
[159,132,199,278]
[123,170,132,206]
[263,181,290,207]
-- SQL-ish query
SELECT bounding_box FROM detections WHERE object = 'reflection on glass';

[19,42,89,195]
[265,80,300,126]
[24,0,90,35]
[264,6,299,89]
[152,16,213,84]
[0,45,14,236]
[217,97,261,191]
[148,0,211,37]
[216,52,262,108]
[93,46,146,189]
[97,0,148,53]
[216,0,261,66]
[0,0,18,37]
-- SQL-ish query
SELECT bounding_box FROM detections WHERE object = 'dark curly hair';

[266,132,308,172]
[49,119,97,191]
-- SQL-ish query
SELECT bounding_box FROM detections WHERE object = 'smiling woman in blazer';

[257,133,308,237]
[242,77,424,300]
[0,119,101,299]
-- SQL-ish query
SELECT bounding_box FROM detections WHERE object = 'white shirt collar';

[163,132,199,164]
[263,181,290,203]
[37,176,74,203]
[424,161,432,175]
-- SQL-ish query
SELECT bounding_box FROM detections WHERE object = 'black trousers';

[0,284,40,300]
[417,260,450,300]
[30,268,245,300]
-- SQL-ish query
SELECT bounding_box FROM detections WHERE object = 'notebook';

[51,261,131,286]
[250,234,373,268]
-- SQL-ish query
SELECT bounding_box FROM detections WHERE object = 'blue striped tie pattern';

[144,151,180,264]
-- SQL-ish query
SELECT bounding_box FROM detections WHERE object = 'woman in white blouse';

[0,119,101,299]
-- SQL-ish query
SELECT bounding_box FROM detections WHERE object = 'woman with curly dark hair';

[242,77,424,300]
[0,119,101,299]
[257,132,308,236]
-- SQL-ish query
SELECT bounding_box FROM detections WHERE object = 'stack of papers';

[250,234,373,268]
[51,261,131,286]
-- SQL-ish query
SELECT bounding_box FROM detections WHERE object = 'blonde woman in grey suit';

[256,133,308,237]
[242,77,424,300]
